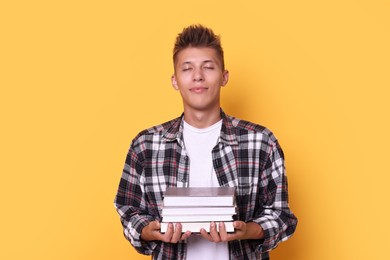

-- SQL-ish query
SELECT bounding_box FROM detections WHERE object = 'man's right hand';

[141,220,192,243]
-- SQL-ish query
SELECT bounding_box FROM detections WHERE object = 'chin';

[188,104,218,112]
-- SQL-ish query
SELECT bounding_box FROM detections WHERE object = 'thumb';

[233,221,244,230]
[150,220,161,230]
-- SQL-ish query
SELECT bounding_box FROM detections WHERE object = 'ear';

[221,70,229,87]
[171,75,179,90]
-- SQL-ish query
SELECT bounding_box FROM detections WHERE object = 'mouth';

[190,87,208,93]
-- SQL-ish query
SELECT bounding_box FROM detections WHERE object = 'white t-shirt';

[183,119,229,260]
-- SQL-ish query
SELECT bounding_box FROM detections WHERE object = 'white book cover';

[160,221,235,233]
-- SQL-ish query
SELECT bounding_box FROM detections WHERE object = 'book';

[163,187,236,207]
[163,214,233,222]
[162,206,236,216]
[160,221,235,233]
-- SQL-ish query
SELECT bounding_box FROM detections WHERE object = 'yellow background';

[1,1,389,259]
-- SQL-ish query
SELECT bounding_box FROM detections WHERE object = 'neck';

[183,107,221,128]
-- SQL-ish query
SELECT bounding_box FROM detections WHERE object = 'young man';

[114,25,297,260]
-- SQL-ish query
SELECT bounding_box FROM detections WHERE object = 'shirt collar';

[162,109,238,146]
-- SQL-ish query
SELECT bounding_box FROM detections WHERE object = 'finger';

[233,221,244,230]
[181,230,192,240]
[199,228,213,242]
[227,221,246,241]
[170,223,182,243]
[219,222,228,242]
[209,222,221,242]
[151,221,163,240]
[141,221,160,241]
[161,222,174,242]
[151,220,161,230]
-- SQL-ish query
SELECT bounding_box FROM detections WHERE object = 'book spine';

[163,197,234,207]
[160,222,235,233]
[162,215,233,222]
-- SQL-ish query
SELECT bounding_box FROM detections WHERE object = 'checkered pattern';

[114,111,297,260]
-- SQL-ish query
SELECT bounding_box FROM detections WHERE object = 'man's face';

[172,47,229,113]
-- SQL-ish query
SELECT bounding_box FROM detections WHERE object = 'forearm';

[114,203,156,254]
[114,147,158,253]
[253,142,297,251]
[254,208,297,251]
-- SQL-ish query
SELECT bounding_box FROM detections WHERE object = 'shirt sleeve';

[114,145,158,255]
[253,140,298,253]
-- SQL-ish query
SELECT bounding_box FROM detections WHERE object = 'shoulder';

[130,116,181,147]
[225,114,285,160]
[227,114,277,142]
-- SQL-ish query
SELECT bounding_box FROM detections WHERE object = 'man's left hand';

[199,221,264,242]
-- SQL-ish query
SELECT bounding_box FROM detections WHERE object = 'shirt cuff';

[127,216,157,255]
[254,216,281,253]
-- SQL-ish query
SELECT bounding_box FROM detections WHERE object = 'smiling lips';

[190,87,208,93]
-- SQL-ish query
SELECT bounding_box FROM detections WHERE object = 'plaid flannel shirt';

[114,111,297,260]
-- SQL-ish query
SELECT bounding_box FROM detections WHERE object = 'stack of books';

[160,187,236,233]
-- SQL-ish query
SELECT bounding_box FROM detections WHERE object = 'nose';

[193,68,204,82]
